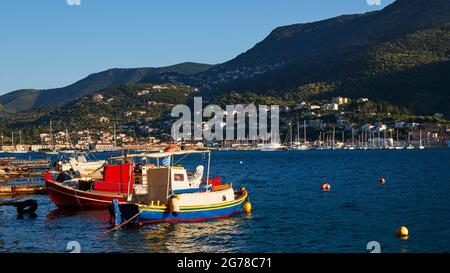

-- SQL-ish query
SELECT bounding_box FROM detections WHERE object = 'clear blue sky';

[0,0,394,94]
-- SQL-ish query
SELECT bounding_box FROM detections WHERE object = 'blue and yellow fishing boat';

[107,150,250,226]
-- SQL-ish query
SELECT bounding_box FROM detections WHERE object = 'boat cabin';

[103,151,213,204]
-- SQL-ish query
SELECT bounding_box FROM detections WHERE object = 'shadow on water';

[46,207,111,223]
[109,215,248,253]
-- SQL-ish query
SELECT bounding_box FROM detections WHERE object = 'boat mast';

[289,123,293,147]
[303,120,307,145]
[50,120,54,150]
[65,127,73,149]
[113,124,117,148]
[332,126,335,149]
[419,129,422,147]
[351,127,355,147]
[206,152,211,191]
[11,132,14,147]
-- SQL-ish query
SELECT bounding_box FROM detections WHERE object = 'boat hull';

[45,180,126,209]
[110,189,248,225]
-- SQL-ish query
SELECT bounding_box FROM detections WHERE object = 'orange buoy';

[379,178,386,184]
[322,183,331,191]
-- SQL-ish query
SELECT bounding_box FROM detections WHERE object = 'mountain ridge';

[1,0,450,116]
[0,62,212,116]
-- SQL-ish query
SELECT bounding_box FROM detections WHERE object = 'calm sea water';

[0,149,449,253]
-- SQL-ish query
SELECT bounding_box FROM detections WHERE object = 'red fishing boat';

[44,163,134,209]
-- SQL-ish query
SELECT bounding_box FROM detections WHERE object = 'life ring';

[15,199,38,215]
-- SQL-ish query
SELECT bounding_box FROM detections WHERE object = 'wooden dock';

[0,157,50,181]
[0,185,47,196]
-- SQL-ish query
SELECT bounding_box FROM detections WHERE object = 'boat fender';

[170,196,180,216]
[15,199,38,216]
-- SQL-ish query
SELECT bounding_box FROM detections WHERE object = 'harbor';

[1,0,450,258]
[0,149,449,252]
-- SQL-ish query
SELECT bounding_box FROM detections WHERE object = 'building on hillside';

[332,97,349,105]
[93,93,104,102]
[322,103,339,111]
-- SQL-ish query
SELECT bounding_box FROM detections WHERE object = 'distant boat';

[260,131,283,151]
[11,150,28,154]
[419,130,425,149]
[289,121,310,151]
[406,132,414,149]
[260,142,283,152]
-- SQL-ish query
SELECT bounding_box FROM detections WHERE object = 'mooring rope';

[105,212,141,233]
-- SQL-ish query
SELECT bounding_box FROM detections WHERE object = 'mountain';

[0,62,212,116]
[3,83,197,137]
[2,0,450,117]
[143,0,450,115]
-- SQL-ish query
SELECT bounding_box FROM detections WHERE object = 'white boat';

[260,130,283,151]
[10,150,28,154]
[55,152,106,178]
[260,142,283,151]
[289,121,310,151]
[290,144,309,151]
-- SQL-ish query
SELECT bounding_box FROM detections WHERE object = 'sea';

[0,149,449,253]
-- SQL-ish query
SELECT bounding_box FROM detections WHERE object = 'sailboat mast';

[290,123,293,146]
[303,120,307,144]
[50,120,54,149]
[419,129,422,146]
[332,126,335,149]
[351,127,354,146]
[113,124,117,148]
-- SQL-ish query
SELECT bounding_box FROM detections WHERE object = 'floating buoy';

[396,226,409,239]
[379,178,386,184]
[322,183,331,191]
[170,196,180,216]
[243,201,252,213]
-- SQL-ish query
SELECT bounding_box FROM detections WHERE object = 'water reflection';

[46,207,111,226]
[110,216,245,253]
[142,217,243,252]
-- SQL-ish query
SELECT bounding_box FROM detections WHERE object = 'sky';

[0,0,394,94]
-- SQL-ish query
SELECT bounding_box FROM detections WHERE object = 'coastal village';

[1,95,449,152]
